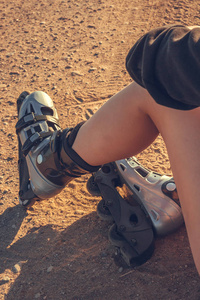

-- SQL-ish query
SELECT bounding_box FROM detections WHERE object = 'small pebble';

[71,71,83,76]
[35,293,41,299]
[47,265,53,273]
[89,67,97,72]
[9,72,20,76]
[1,276,10,283]
[88,25,96,29]
[13,262,21,273]
[118,267,123,273]
[100,251,107,258]
[65,65,72,69]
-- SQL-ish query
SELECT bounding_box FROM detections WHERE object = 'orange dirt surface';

[0,0,200,299]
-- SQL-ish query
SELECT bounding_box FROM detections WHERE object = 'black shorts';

[126,25,200,110]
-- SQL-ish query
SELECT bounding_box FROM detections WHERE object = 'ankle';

[60,124,100,172]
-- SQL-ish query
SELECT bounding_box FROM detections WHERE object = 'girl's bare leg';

[73,82,159,165]
[73,81,200,275]
[146,98,200,276]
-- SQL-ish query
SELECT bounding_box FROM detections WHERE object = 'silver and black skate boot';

[16,91,99,208]
[87,158,183,267]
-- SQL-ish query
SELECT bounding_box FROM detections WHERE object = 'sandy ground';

[1,0,200,299]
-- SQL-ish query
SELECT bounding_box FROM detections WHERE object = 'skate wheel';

[108,223,125,247]
[19,197,36,209]
[87,176,101,196]
[97,199,113,221]
[108,223,155,267]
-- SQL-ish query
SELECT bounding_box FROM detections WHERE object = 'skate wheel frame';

[108,223,154,267]
[87,176,101,197]
[97,199,113,222]
[88,162,155,267]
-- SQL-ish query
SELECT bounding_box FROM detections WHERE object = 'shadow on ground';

[1,205,200,300]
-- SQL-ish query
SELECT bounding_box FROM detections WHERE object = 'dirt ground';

[1,0,200,299]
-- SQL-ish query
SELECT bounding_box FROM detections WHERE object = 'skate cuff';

[64,141,100,173]
[61,126,100,173]
[67,121,86,147]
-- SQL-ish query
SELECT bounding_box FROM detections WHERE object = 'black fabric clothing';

[126,25,200,110]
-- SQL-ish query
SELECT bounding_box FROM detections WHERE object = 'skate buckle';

[16,112,60,134]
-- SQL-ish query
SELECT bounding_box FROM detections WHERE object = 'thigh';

[145,98,200,274]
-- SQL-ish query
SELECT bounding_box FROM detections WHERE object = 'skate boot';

[114,157,183,236]
[87,157,183,267]
[16,91,99,208]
